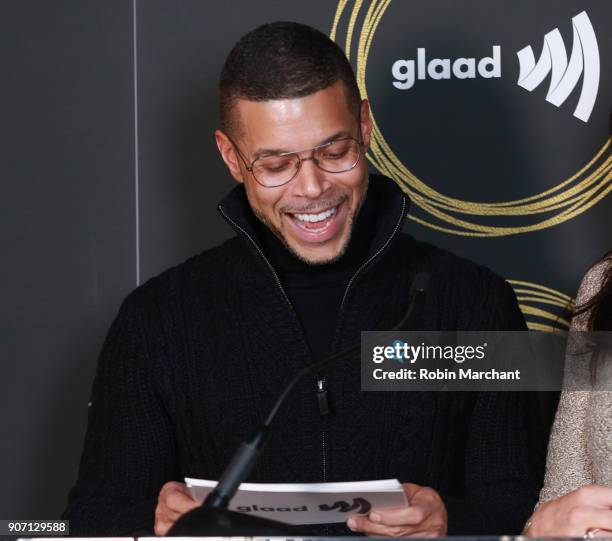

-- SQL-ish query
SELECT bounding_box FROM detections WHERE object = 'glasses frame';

[227,135,365,188]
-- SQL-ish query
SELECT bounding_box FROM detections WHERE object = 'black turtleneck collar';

[252,179,378,288]
[217,174,409,279]
[217,174,409,361]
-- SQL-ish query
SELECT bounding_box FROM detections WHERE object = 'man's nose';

[292,155,329,199]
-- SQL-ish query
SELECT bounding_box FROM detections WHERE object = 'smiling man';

[216,79,370,265]
[62,22,551,538]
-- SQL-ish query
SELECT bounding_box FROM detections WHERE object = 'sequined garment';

[538,256,612,503]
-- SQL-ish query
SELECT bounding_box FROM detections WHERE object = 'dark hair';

[219,21,361,135]
[573,251,612,331]
[572,252,612,382]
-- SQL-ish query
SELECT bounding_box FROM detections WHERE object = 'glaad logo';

[319,498,371,514]
[516,11,600,122]
[391,47,501,89]
[389,12,600,122]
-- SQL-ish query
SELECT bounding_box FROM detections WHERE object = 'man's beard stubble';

[252,181,369,266]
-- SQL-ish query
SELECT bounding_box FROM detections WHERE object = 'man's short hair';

[219,21,361,136]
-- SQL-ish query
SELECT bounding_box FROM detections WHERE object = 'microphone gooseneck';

[168,273,430,536]
[202,272,430,511]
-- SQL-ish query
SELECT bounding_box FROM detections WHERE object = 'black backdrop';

[1,0,610,520]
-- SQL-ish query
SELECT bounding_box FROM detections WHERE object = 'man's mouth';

[291,206,338,229]
[284,200,346,240]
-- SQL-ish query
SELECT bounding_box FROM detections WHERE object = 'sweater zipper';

[219,196,407,490]
[338,196,406,312]
[317,377,329,484]
[217,205,294,312]
[219,204,330,483]
[316,377,329,416]
[319,196,407,488]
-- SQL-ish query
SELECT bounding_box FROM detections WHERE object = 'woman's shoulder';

[572,255,612,330]
[577,255,612,302]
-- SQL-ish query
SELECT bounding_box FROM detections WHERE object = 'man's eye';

[262,159,293,172]
[322,150,349,160]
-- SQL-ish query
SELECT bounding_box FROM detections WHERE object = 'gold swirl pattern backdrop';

[330,0,611,330]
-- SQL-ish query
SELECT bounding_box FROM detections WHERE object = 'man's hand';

[347,483,447,537]
[154,481,200,536]
[525,485,612,537]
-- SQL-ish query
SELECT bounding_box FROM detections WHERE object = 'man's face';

[216,81,372,265]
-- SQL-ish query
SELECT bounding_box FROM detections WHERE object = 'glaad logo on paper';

[391,11,600,122]
[319,498,371,514]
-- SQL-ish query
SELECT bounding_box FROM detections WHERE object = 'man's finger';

[163,505,193,522]
[165,488,199,513]
[160,481,189,495]
[347,515,411,537]
[402,483,422,501]
[155,482,200,537]
[154,500,200,536]
[154,518,172,537]
[369,505,428,526]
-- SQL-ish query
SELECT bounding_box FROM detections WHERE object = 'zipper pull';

[316,378,329,416]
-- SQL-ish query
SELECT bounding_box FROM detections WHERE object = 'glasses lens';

[316,139,360,173]
[252,154,299,187]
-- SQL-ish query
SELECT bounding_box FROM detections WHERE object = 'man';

[63,22,547,537]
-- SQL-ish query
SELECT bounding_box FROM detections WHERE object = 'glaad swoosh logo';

[516,11,600,122]
[319,498,372,514]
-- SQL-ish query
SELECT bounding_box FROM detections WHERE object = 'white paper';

[185,478,407,525]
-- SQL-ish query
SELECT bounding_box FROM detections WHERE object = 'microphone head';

[392,272,431,331]
[410,272,430,297]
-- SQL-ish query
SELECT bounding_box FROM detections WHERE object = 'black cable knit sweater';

[62,175,546,536]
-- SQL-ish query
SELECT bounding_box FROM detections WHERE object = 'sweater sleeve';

[538,389,592,503]
[442,276,549,534]
[61,289,179,536]
[537,260,609,503]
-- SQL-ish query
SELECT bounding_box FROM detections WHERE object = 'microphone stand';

[168,274,429,536]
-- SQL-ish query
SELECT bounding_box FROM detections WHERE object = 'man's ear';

[215,129,245,183]
[359,99,373,151]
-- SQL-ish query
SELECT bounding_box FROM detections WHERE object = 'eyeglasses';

[228,136,364,188]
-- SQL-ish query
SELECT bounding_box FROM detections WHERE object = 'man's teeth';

[293,206,337,223]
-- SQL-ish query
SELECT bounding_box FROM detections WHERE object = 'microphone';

[392,271,430,331]
[168,272,430,536]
